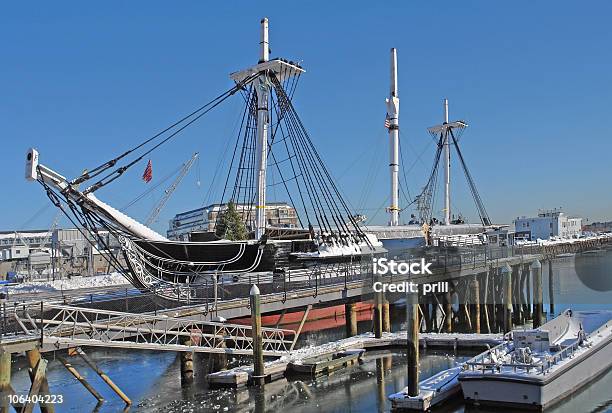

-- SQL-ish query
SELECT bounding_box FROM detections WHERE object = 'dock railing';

[6,301,296,356]
[3,236,610,329]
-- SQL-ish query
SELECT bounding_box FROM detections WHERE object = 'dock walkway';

[207,330,502,387]
[5,303,295,356]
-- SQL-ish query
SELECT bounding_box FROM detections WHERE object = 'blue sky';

[1,1,611,233]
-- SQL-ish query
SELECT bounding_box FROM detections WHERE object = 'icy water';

[8,249,612,413]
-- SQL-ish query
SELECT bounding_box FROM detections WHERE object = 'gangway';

[12,303,295,357]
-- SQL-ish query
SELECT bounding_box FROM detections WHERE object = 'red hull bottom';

[232,302,374,334]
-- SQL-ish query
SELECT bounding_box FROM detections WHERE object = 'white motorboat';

[459,309,612,410]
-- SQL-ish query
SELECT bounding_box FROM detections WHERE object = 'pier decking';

[206,330,502,388]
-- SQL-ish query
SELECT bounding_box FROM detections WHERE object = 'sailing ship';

[365,48,500,256]
[25,18,385,303]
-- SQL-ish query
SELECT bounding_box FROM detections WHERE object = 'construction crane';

[145,153,199,226]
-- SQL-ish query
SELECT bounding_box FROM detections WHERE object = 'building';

[167,202,299,240]
[0,230,52,260]
[1,228,125,279]
[583,221,612,234]
[514,209,582,241]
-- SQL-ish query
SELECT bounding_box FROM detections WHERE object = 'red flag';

[142,159,153,183]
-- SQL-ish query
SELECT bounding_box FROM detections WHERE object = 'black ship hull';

[118,235,385,302]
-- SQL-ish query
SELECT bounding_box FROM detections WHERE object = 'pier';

[1,237,610,410]
[1,4,611,412]
[206,330,501,388]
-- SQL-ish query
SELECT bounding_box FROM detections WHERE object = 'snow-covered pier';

[206,330,501,388]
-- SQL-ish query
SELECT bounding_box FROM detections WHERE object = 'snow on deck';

[207,330,502,386]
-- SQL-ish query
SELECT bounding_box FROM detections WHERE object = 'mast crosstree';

[230,18,304,240]
[421,100,491,227]
[427,99,467,225]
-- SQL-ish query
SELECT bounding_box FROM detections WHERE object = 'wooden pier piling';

[23,357,48,413]
[431,295,439,332]
[444,290,452,333]
[250,284,265,385]
[382,300,391,333]
[525,263,532,320]
[75,347,131,406]
[502,264,513,332]
[518,266,527,325]
[0,351,10,413]
[482,272,491,333]
[548,260,555,317]
[406,293,419,397]
[345,302,357,337]
[531,260,543,328]
[422,298,432,332]
[180,338,194,384]
[208,319,228,373]
[469,277,480,334]
[373,277,383,339]
[208,349,228,374]
[458,285,469,331]
[26,348,54,413]
[58,356,104,402]
[512,265,522,325]
[487,268,497,332]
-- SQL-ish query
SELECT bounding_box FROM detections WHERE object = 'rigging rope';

[449,130,491,226]
[79,74,259,195]
[271,74,369,244]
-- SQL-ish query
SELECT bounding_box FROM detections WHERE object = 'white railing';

[13,302,295,356]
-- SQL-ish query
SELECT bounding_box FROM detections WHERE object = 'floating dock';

[388,366,462,411]
[207,331,501,388]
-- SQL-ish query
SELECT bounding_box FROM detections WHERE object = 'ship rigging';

[26,18,384,303]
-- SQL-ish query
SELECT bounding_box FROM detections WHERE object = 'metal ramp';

[13,303,295,357]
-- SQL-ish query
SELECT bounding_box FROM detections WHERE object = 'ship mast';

[443,98,450,225]
[229,18,304,240]
[426,99,468,226]
[386,48,400,226]
[255,18,270,239]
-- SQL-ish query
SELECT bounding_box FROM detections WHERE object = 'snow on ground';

[515,233,612,246]
[4,272,130,295]
[209,330,503,378]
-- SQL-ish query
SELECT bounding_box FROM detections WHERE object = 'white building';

[514,209,582,241]
[0,230,51,260]
[167,202,298,241]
